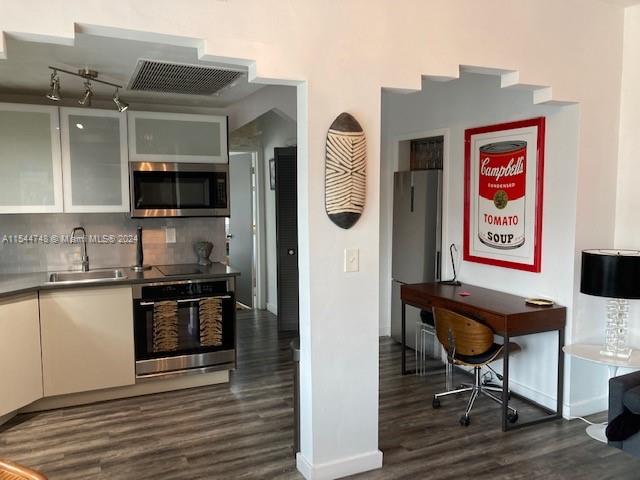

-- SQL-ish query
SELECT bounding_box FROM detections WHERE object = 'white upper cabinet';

[0,103,63,213]
[60,107,129,213]
[128,111,228,163]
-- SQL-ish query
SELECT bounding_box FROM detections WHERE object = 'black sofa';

[609,370,640,455]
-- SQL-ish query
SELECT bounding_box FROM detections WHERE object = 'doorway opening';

[229,109,299,332]
[390,131,446,355]
[227,151,259,309]
[0,25,306,477]
[380,71,580,421]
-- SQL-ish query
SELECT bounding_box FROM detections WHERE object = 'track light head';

[46,71,61,101]
[47,66,128,111]
[78,81,94,106]
[112,89,129,112]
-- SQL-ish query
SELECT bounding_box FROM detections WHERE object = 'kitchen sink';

[47,269,128,284]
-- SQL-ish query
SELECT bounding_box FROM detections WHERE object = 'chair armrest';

[0,459,47,480]
[610,370,640,421]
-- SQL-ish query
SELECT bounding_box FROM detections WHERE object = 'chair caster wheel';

[459,415,470,427]
[507,412,519,424]
[432,396,440,409]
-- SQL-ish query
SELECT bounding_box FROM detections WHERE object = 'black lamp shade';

[581,250,640,299]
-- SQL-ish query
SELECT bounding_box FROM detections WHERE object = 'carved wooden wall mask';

[325,112,366,229]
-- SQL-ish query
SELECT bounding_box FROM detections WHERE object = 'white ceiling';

[0,33,264,108]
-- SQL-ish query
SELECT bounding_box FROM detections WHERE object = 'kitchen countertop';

[0,263,240,299]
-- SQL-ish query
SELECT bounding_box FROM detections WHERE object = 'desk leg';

[557,327,565,420]
[505,327,565,431]
[401,301,408,375]
[501,334,510,432]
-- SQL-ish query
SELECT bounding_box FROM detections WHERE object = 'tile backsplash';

[0,213,226,274]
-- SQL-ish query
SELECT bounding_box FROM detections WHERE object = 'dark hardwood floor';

[353,340,638,479]
[0,310,300,480]
[0,310,638,479]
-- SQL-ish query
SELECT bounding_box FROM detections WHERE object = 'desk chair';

[431,307,520,427]
[0,460,47,480]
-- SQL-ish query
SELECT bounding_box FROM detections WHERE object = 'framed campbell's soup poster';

[463,117,545,272]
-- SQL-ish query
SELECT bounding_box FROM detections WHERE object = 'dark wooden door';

[275,147,299,331]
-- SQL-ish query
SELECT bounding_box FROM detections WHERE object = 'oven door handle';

[138,295,231,307]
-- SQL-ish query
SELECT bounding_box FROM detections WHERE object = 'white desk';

[563,344,640,442]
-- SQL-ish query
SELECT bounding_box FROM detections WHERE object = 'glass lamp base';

[602,298,631,360]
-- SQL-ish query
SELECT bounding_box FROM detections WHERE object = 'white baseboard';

[455,366,610,419]
[296,450,383,480]
[563,394,608,418]
[500,378,607,418]
[21,370,229,412]
[506,377,557,411]
[267,302,278,315]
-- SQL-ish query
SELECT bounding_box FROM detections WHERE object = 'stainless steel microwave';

[130,162,230,218]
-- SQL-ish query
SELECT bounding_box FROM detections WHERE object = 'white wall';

[381,73,579,410]
[614,6,640,362]
[615,10,640,246]
[0,1,627,477]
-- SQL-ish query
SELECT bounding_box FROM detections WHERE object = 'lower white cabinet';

[0,293,43,417]
[40,286,135,397]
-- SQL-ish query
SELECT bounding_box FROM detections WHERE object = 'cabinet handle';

[139,295,231,306]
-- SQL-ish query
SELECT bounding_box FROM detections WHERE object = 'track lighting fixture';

[78,80,94,107]
[45,66,129,111]
[112,88,129,112]
[45,70,61,101]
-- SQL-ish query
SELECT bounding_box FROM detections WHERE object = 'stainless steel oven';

[130,162,230,217]
[132,279,236,379]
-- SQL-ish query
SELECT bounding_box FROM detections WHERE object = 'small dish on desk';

[525,298,554,307]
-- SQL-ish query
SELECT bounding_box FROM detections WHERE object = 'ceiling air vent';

[128,59,245,96]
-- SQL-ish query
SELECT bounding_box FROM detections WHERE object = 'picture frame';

[463,117,545,272]
[269,158,276,191]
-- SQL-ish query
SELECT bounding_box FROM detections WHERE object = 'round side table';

[563,344,640,443]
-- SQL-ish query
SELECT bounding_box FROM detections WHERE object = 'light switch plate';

[344,248,359,272]
[165,227,176,244]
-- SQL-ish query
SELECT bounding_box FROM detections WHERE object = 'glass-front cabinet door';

[60,107,129,213]
[128,111,228,164]
[0,103,63,213]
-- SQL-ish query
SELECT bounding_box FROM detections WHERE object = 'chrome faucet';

[71,226,89,272]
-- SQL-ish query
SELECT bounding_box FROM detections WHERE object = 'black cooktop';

[157,264,204,276]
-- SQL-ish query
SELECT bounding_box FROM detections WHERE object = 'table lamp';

[580,249,640,359]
